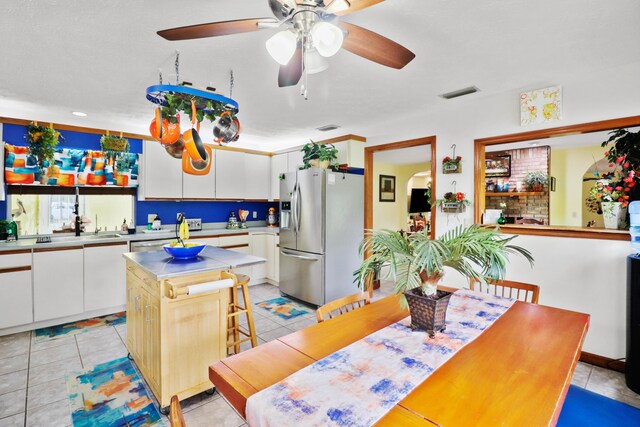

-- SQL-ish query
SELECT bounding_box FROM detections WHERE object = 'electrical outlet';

[147,214,156,224]
[252,211,257,219]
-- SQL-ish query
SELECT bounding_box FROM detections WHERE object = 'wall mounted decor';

[379,174,396,202]
[485,154,512,178]
[442,144,461,174]
[520,85,562,126]
[4,143,139,187]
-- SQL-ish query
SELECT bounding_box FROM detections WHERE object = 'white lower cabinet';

[269,234,279,283]
[250,234,270,281]
[0,268,33,329]
[33,247,84,322]
[84,242,128,311]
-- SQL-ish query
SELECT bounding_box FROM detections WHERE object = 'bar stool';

[226,273,258,355]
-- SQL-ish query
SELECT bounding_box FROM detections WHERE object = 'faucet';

[94,214,101,234]
[74,187,81,236]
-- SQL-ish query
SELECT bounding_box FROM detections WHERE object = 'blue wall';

[2,124,276,224]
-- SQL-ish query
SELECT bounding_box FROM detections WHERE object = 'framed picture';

[485,154,511,178]
[379,175,396,202]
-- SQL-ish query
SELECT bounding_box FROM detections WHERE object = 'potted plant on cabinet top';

[354,225,534,337]
[523,171,548,192]
[301,140,338,169]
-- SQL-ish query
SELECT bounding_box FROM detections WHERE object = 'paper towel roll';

[186,278,234,296]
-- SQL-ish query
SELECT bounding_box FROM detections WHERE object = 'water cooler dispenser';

[627,201,640,393]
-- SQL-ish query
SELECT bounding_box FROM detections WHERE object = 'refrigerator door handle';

[291,182,298,232]
[280,250,318,261]
[296,183,302,233]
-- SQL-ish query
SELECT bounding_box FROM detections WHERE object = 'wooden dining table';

[209,289,590,426]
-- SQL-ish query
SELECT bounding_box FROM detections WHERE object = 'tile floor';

[1,282,639,427]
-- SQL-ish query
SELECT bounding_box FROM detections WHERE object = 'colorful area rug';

[255,297,311,320]
[67,357,164,427]
[35,312,126,342]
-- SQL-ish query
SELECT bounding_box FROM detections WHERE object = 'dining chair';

[469,278,540,304]
[169,395,186,427]
[316,292,371,323]
[515,217,544,225]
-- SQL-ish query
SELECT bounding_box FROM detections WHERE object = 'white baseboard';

[0,305,126,337]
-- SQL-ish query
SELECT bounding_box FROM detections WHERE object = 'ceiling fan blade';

[338,22,415,69]
[278,46,303,87]
[158,18,277,41]
[328,0,384,16]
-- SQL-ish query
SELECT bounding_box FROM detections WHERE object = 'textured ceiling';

[0,0,638,151]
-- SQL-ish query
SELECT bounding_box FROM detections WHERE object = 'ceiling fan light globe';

[266,30,298,65]
[305,50,329,74]
[310,21,344,57]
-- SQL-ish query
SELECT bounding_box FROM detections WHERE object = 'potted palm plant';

[354,225,534,337]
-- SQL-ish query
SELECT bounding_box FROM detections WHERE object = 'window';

[474,116,640,240]
[9,194,134,235]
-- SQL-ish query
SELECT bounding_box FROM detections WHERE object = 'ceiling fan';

[157,0,415,90]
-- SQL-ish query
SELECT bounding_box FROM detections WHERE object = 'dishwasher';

[130,238,175,252]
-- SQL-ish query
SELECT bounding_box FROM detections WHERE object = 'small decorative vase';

[319,160,330,169]
[404,271,452,337]
[602,201,626,230]
[309,159,319,168]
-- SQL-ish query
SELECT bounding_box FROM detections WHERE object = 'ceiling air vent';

[439,86,480,100]
[316,124,341,132]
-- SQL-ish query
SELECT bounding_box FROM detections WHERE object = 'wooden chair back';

[515,217,544,225]
[469,278,540,304]
[316,292,371,323]
[169,395,186,427]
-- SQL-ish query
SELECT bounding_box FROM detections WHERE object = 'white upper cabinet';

[270,153,288,200]
[244,154,270,200]
[215,149,246,199]
[333,138,365,169]
[183,149,216,199]
[287,150,304,172]
[143,140,183,199]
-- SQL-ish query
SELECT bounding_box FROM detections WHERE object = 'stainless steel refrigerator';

[279,169,363,306]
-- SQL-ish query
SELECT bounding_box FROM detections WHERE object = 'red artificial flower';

[443,156,451,162]
[455,192,465,201]
[623,202,630,207]
[605,186,613,191]
[624,195,630,200]
[618,197,624,202]
[617,156,625,164]
[629,182,636,188]
[609,164,615,168]
[625,187,631,192]
[616,186,623,191]
[604,151,610,156]
[624,162,630,168]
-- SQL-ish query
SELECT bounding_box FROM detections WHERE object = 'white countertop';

[123,246,266,280]
[0,227,279,252]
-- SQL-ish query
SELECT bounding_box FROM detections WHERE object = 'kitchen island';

[123,246,264,410]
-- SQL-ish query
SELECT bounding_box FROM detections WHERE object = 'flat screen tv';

[409,188,431,214]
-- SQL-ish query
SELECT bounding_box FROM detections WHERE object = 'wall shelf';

[485,191,545,197]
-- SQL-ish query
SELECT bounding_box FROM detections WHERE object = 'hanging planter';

[442,144,462,174]
[434,191,470,213]
[26,122,62,184]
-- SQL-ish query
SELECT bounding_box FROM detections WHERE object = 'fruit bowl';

[163,242,207,260]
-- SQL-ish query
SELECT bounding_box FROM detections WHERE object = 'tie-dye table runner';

[246,289,516,427]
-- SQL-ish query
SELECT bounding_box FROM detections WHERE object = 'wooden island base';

[125,261,230,409]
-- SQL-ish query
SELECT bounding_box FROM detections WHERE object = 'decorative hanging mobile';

[442,144,462,174]
[145,51,241,175]
[434,180,470,214]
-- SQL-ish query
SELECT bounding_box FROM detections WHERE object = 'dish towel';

[246,289,516,427]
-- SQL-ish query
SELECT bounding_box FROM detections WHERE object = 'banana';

[179,220,189,243]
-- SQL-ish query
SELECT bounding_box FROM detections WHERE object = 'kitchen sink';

[45,233,122,243]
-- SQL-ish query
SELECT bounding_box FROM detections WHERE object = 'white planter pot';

[602,201,626,229]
